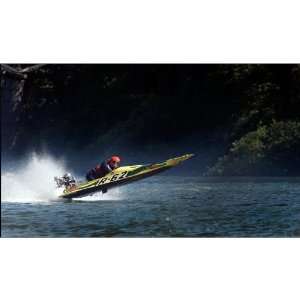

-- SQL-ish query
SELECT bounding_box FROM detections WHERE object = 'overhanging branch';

[1,64,46,78]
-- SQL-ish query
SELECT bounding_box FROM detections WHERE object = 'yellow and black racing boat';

[59,154,194,199]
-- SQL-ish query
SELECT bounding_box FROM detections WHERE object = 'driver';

[86,155,121,181]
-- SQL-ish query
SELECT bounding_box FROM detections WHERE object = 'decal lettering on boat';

[108,171,129,183]
[118,171,128,179]
[95,171,129,185]
[110,174,119,182]
[96,177,108,186]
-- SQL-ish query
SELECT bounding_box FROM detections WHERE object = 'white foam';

[1,153,67,203]
[73,187,122,201]
[1,152,124,203]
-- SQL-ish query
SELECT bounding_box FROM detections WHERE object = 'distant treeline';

[1,64,300,175]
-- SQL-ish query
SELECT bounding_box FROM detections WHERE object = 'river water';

[2,176,300,237]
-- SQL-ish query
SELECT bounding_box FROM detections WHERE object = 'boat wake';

[72,188,122,201]
[1,153,123,203]
[1,153,67,203]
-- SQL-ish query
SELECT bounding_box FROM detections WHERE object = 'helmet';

[109,156,121,163]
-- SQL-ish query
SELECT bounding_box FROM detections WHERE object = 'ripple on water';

[1,177,300,237]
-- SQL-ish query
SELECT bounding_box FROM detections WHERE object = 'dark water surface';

[2,177,300,237]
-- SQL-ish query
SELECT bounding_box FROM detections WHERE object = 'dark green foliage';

[2,64,300,175]
[206,121,300,176]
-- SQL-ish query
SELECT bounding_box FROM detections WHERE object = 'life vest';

[86,161,112,180]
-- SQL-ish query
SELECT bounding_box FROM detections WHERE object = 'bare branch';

[1,64,27,79]
[1,64,46,80]
[20,64,46,73]
[1,64,21,74]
